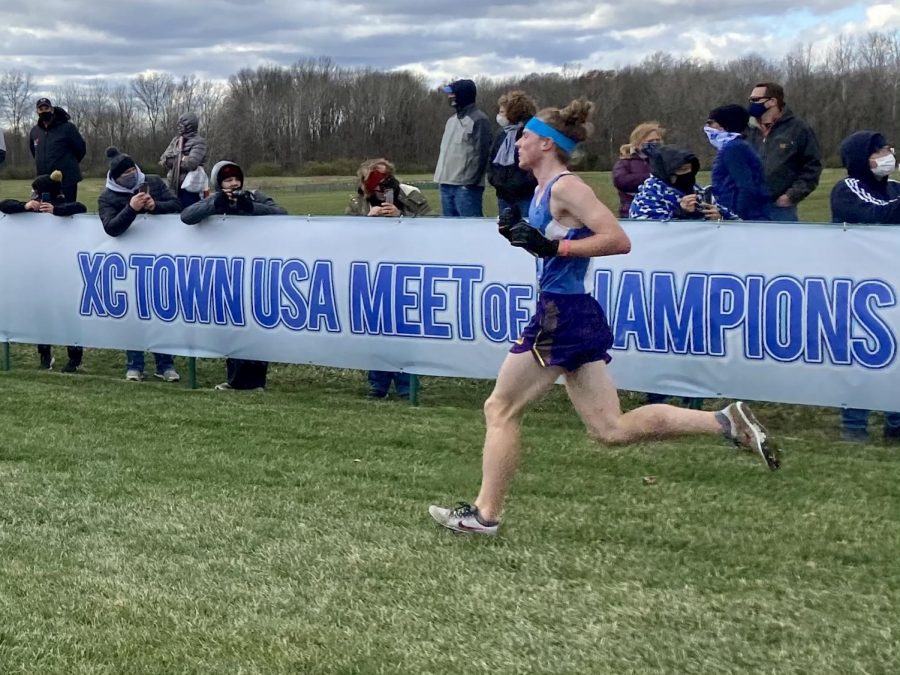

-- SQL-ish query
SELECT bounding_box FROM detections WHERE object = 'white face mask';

[496,114,510,127]
[872,153,897,178]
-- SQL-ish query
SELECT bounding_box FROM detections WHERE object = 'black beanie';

[106,146,136,179]
[708,105,750,133]
[32,170,63,199]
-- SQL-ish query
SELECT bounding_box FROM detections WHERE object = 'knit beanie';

[32,170,64,199]
[216,163,244,187]
[708,105,750,133]
[106,146,137,179]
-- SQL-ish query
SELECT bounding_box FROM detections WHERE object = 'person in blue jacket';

[830,130,900,442]
[704,105,770,221]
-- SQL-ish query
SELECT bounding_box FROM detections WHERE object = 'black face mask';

[38,111,52,123]
[672,174,696,195]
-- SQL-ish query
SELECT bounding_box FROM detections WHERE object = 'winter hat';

[32,170,63,199]
[216,163,244,187]
[444,79,477,108]
[36,97,52,109]
[708,105,750,133]
[105,146,136,179]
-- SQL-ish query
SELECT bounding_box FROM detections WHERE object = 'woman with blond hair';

[487,90,538,218]
[612,121,665,217]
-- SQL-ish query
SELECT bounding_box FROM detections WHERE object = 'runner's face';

[516,129,545,169]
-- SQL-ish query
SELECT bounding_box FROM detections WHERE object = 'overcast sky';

[2,1,898,92]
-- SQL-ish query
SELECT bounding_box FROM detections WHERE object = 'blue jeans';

[768,204,799,222]
[126,350,174,374]
[497,196,533,220]
[440,184,485,217]
[368,370,411,397]
[841,408,900,434]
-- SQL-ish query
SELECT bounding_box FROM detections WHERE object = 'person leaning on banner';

[29,97,86,202]
[346,158,431,399]
[830,130,900,443]
[159,112,209,209]
[181,160,287,391]
[1,170,87,373]
[345,158,430,218]
[98,146,183,383]
[629,145,737,408]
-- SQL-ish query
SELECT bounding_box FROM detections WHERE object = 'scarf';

[493,124,520,166]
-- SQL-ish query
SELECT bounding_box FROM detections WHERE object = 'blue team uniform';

[509,172,614,370]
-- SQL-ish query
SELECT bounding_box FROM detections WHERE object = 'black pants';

[226,358,268,389]
[37,344,83,364]
[61,182,79,203]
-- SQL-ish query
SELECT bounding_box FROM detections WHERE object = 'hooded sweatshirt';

[98,169,182,237]
[830,131,900,224]
[433,80,492,187]
[180,160,287,225]
[629,146,737,220]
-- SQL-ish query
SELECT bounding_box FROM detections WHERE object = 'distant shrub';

[299,158,361,177]
[248,162,284,177]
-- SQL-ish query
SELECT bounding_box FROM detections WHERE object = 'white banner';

[1,213,898,411]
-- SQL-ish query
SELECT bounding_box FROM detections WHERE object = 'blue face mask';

[748,102,767,119]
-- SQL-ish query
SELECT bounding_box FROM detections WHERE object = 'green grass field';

[1,171,897,673]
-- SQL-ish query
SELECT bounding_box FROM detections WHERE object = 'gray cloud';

[0,1,885,93]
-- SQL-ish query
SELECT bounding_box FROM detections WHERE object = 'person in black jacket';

[830,130,900,443]
[487,90,538,217]
[29,98,86,202]
[98,146,183,383]
[0,170,87,372]
[746,82,822,222]
[181,160,287,391]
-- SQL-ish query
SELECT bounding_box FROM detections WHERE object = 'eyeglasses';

[748,96,773,103]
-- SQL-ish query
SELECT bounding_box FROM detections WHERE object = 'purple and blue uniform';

[509,172,614,370]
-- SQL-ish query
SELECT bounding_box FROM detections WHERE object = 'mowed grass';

[1,172,897,673]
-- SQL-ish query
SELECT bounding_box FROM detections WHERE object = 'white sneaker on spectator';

[155,368,180,382]
[125,369,143,382]
[214,382,233,390]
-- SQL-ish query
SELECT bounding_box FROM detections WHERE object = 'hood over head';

[840,130,889,180]
[445,79,477,109]
[210,160,244,189]
[649,145,700,185]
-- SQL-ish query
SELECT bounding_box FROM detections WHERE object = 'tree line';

[1,31,898,178]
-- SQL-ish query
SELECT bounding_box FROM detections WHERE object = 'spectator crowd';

[1,77,898,443]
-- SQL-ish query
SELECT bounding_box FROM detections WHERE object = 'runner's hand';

[497,206,522,241]
[509,222,559,257]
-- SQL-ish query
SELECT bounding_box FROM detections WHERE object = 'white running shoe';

[720,401,781,470]
[125,369,143,382]
[428,502,499,535]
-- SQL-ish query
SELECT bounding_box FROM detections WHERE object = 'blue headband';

[524,117,578,154]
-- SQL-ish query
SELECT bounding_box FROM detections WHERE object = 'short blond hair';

[619,121,665,158]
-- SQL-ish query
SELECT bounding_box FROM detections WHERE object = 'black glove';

[212,191,229,214]
[509,222,559,257]
[497,206,521,241]
[235,191,255,214]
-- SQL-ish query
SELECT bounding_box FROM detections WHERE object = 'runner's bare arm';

[551,177,631,257]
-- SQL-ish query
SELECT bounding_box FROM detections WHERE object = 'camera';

[138,182,149,194]
[40,192,51,202]
[696,186,715,206]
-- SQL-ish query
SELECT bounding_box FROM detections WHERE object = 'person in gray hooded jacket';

[181,160,287,390]
[160,112,209,208]
[433,79,492,217]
